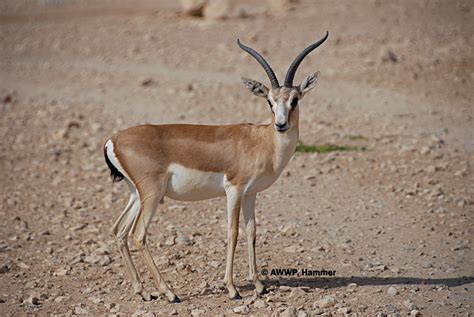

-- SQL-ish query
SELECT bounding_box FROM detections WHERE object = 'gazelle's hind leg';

[131,184,180,303]
[111,180,137,236]
[112,179,152,301]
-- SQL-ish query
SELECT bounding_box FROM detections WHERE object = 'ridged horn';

[237,39,280,89]
[284,31,329,87]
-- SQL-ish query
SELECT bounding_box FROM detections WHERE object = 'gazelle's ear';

[242,77,269,98]
[298,72,319,97]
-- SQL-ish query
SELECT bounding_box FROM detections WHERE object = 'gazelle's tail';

[104,140,124,183]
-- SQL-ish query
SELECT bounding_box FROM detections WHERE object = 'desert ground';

[0,0,473,316]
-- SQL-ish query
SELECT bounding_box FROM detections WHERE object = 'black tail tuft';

[104,146,124,183]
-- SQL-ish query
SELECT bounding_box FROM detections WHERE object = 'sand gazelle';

[103,32,329,302]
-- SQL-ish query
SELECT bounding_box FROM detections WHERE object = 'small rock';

[420,146,431,155]
[71,223,87,231]
[2,94,12,104]
[434,207,446,214]
[381,49,398,63]
[348,283,358,288]
[410,309,421,316]
[209,260,220,268]
[132,309,155,317]
[387,286,398,296]
[422,261,433,268]
[83,255,112,266]
[54,296,65,303]
[233,305,250,315]
[281,223,298,236]
[27,295,39,306]
[426,165,437,173]
[180,0,206,17]
[0,264,9,273]
[281,306,297,317]
[253,299,268,308]
[403,299,417,310]
[297,310,308,317]
[337,307,351,314]
[203,0,231,19]
[191,308,206,316]
[74,305,88,315]
[284,245,304,253]
[54,268,69,276]
[176,234,192,246]
[170,309,178,315]
[140,78,154,87]
[165,236,176,246]
[314,295,336,308]
[289,287,306,298]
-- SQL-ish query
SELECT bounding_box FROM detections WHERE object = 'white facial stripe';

[274,103,288,125]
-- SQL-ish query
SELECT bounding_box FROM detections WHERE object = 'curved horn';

[237,39,280,89]
[284,31,329,87]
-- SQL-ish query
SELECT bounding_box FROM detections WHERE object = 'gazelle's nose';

[275,122,287,128]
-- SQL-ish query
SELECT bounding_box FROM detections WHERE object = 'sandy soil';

[0,0,473,316]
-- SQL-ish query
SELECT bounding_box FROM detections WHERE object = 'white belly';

[165,164,226,201]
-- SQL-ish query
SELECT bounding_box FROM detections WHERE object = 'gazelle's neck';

[269,108,299,173]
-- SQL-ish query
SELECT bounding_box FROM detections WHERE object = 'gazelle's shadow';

[239,276,474,291]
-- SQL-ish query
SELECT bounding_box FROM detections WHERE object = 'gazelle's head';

[238,32,328,133]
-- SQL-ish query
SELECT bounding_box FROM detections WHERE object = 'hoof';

[136,289,152,301]
[257,286,269,295]
[169,296,181,303]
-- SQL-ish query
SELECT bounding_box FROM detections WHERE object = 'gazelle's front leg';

[224,185,243,299]
[242,193,265,295]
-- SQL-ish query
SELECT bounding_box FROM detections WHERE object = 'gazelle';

[103,32,328,302]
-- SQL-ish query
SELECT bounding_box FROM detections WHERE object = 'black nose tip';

[275,122,286,128]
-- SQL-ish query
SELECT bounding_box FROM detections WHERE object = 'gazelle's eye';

[291,97,299,108]
[267,100,272,108]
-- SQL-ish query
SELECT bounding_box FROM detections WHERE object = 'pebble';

[191,308,206,316]
[165,236,176,246]
[140,78,154,86]
[83,255,112,266]
[0,264,10,273]
[233,305,250,315]
[410,309,421,316]
[281,306,297,317]
[314,295,336,308]
[284,245,304,253]
[404,299,417,310]
[27,295,39,306]
[290,287,306,298]
[176,234,192,246]
[297,310,308,317]
[54,268,69,276]
[74,305,89,315]
[337,307,351,314]
[422,261,433,268]
[387,286,398,296]
[132,309,156,317]
[253,299,268,308]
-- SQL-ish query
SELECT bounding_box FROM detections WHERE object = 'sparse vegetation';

[296,141,366,153]
[346,134,368,141]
